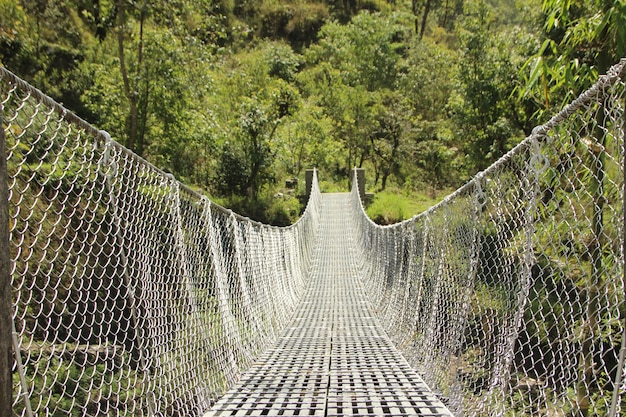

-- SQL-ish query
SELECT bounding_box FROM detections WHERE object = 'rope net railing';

[350,59,626,417]
[0,67,322,417]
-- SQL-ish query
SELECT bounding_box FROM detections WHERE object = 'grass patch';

[366,187,450,225]
[213,188,303,226]
[318,179,350,193]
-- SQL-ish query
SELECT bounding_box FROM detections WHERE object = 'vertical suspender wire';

[483,137,546,416]
[99,132,156,416]
[169,177,213,411]
[0,95,8,417]
[205,201,240,388]
[229,212,254,366]
[497,138,546,401]
[9,263,34,417]
[423,210,445,383]
[608,67,626,417]
[398,226,416,348]
[412,215,429,352]
[4,100,34,417]
[447,178,487,415]
[0,89,29,417]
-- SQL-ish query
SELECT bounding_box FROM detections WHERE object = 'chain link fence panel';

[2,57,626,417]
[1,67,322,417]
[351,59,626,417]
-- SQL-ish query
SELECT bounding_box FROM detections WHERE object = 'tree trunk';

[136,9,147,156]
[117,0,139,153]
[381,171,388,190]
[577,113,607,416]
[411,0,420,34]
[441,0,449,27]
[419,0,432,40]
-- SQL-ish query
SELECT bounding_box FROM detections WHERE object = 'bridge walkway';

[204,193,453,417]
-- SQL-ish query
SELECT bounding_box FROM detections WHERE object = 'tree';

[0,0,96,118]
[398,37,463,188]
[411,0,463,39]
[369,91,407,190]
[265,41,303,82]
[412,0,437,39]
[114,0,133,152]
[349,12,401,91]
[520,0,626,117]
[453,0,531,172]
[215,101,277,200]
[299,12,406,179]
[276,103,336,177]
[111,0,228,155]
[216,80,299,200]
[306,12,403,91]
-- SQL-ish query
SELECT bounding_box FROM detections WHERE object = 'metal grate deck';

[204,193,454,417]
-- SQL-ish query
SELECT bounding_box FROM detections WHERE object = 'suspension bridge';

[0,59,625,417]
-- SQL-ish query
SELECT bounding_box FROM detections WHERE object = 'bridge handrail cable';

[1,66,323,416]
[1,55,625,417]
[348,58,626,417]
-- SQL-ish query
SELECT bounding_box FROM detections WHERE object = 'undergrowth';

[366,187,449,225]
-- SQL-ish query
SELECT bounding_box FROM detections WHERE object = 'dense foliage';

[1,0,624,223]
[2,2,625,416]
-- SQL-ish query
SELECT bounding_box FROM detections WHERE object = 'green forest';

[1,0,624,224]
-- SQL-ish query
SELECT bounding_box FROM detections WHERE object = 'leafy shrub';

[259,3,329,48]
[264,42,303,82]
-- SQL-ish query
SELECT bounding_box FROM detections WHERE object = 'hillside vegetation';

[1,0,624,224]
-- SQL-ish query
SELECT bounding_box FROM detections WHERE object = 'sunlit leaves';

[306,11,405,90]
[265,41,303,82]
[521,0,626,118]
[454,0,530,171]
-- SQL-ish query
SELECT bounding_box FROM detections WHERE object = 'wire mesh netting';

[351,59,626,416]
[2,59,626,417]
[1,67,322,416]
[203,193,455,417]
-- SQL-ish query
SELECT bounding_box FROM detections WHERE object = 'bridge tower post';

[354,168,365,201]
[305,169,315,200]
[0,101,12,417]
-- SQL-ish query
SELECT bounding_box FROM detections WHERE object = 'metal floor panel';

[204,194,454,417]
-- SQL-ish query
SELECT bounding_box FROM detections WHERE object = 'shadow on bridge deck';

[204,193,453,417]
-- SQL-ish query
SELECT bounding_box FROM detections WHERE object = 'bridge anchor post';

[305,169,315,200]
[354,168,366,201]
